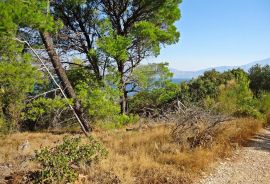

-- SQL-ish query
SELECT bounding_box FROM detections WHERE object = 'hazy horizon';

[170,57,270,72]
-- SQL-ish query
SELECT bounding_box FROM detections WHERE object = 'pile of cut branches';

[137,99,184,120]
[171,105,233,149]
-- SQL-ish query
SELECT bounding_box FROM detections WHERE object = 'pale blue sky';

[150,0,270,71]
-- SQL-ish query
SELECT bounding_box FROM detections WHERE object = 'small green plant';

[35,136,108,183]
[113,114,139,128]
[97,114,139,130]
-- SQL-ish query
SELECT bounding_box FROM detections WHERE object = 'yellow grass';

[0,118,264,183]
[87,118,263,183]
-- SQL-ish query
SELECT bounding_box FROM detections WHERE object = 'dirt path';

[197,127,270,184]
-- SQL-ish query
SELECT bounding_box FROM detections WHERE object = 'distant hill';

[171,58,270,80]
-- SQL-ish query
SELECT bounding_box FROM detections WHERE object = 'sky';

[149,0,270,71]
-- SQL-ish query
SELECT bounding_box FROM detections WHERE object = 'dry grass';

[0,118,264,183]
[0,132,68,163]
[0,132,68,182]
[88,118,263,183]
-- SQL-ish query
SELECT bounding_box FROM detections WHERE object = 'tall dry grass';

[0,118,263,184]
[87,118,263,183]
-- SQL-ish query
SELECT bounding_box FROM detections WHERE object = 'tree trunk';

[119,74,128,114]
[40,31,90,133]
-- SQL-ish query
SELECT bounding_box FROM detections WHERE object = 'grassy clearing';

[0,118,264,183]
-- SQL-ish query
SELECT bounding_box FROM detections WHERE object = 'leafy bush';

[129,82,179,114]
[249,64,270,97]
[217,76,262,119]
[258,93,270,114]
[0,116,6,134]
[35,136,108,183]
[77,83,120,121]
[23,97,72,130]
[114,114,139,127]
[178,69,235,103]
[0,60,41,132]
[97,114,139,130]
[67,65,121,123]
[267,112,270,125]
[131,63,174,91]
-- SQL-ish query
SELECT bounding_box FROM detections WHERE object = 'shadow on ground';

[245,127,270,152]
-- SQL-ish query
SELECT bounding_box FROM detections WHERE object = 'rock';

[18,140,30,151]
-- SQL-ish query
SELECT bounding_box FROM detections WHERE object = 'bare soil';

[197,127,270,184]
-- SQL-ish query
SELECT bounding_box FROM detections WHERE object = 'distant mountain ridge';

[171,58,270,79]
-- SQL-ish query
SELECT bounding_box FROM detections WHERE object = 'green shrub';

[267,112,270,125]
[114,114,139,127]
[0,116,6,135]
[217,77,262,119]
[75,81,120,122]
[35,136,108,183]
[97,114,139,130]
[0,61,41,132]
[23,97,72,130]
[258,92,270,114]
[129,82,179,114]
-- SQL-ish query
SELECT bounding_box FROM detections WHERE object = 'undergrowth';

[0,118,264,184]
[95,118,263,183]
[34,136,107,183]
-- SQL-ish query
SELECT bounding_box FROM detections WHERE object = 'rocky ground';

[197,127,270,184]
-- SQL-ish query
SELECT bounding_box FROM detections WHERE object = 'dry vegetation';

[0,118,264,184]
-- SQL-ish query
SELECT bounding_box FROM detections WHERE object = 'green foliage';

[129,0,181,56]
[249,64,270,97]
[69,66,120,121]
[67,62,139,128]
[0,0,60,32]
[98,0,181,58]
[217,74,262,119]
[67,64,120,122]
[0,61,41,132]
[129,81,179,114]
[0,0,64,132]
[179,69,235,102]
[23,97,72,130]
[25,97,70,121]
[130,66,268,120]
[35,136,107,183]
[76,82,120,121]
[98,114,140,130]
[0,0,62,60]
[98,35,132,62]
[131,63,173,90]
[129,62,178,114]
[115,114,139,126]
[258,93,270,114]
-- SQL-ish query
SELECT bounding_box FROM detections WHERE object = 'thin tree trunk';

[119,74,128,114]
[40,31,90,133]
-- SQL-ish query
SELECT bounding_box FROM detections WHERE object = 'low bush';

[0,61,41,132]
[23,97,72,131]
[258,93,270,114]
[216,78,262,119]
[266,111,270,125]
[97,114,140,130]
[34,136,107,183]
